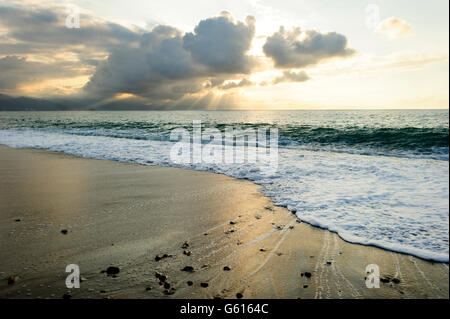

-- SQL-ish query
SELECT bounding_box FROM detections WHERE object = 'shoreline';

[0,145,448,299]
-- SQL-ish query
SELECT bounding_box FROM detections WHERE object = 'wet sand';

[0,145,448,299]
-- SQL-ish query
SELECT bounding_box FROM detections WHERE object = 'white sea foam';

[1,128,448,262]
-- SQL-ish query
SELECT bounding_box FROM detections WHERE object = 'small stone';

[303,285,308,288]
[236,293,243,299]
[326,261,332,265]
[289,226,294,229]
[60,229,68,235]
[164,282,170,289]
[181,266,194,272]
[7,275,16,285]
[392,278,401,284]
[380,277,391,283]
[183,250,191,256]
[155,255,162,262]
[200,282,209,288]
[255,215,262,219]
[187,281,193,286]
[304,272,312,278]
[223,266,231,271]
[181,242,189,249]
[15,218,21,222]
[260,248,266,252]
[106,266,120,275]
[229,221,236,225]
[100,290,106,293]
[146,287,152,291]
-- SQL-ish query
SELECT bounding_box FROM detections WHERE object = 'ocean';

[0,109,448,261]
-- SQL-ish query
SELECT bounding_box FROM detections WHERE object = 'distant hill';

[0,93,68,111]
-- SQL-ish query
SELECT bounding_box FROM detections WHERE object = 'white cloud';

[375,17,413,39]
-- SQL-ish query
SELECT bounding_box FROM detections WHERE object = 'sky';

[0,0,448,110]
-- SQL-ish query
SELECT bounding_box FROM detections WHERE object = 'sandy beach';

[0,145,448,299]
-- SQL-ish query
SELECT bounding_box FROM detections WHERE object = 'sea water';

[0,110,448,261]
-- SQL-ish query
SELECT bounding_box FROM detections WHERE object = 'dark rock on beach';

[181,266,194,272]
[200,282,209,288]
[7,275,16,285]
[106,266,120,275]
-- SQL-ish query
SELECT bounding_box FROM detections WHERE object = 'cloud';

[85,14,258,102]
[273,70,310,84]
[183,14,257,73]
[219,78,253,90]
[263,26,355,68]
[0,55,88,90]
[0,4,139,93]
[375,17,413,39]
[0,5,139,55]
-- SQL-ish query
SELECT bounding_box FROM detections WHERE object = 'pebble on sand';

[181,266,194,272]
[60,229,68,235]
[236,293,243,299]
[155,272,167,282]
[187,281,193,286]
[106,266,120,275]
[181,242,189,249]
[304,272,312,278]
[200,282,209,288]
[223,266,231,271]
[7,275,16,285]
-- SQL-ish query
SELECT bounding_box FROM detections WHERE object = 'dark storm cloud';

[0,5,139,53]
[84,15,258,101]
[183,15,257,73]
[0,4,356,110]
[273,70,310,84]
[0,4,139,91]
[263,27,355,68]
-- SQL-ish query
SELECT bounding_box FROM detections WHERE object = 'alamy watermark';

[365,264,380,288]
[169,120,279,175]
[65,264,80,288]
[65,4,80,29]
